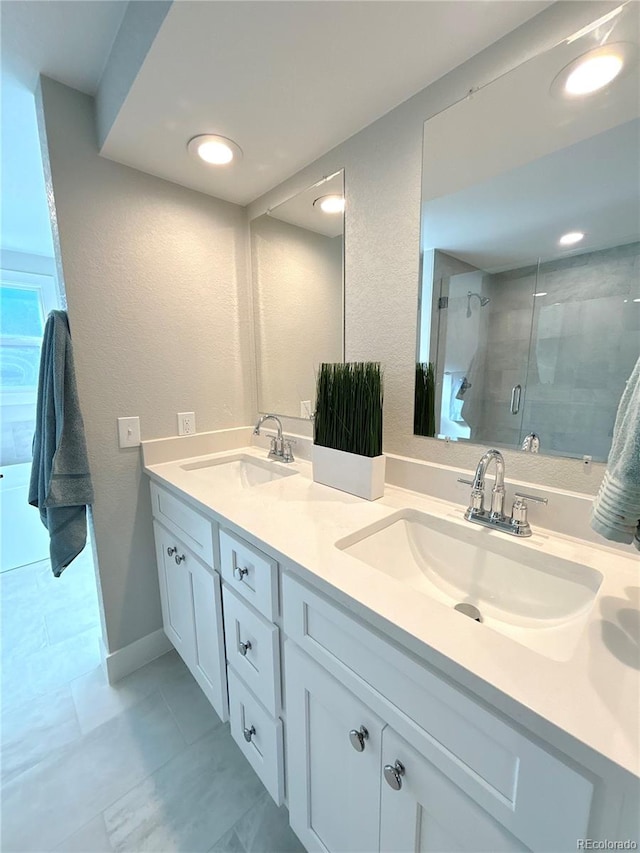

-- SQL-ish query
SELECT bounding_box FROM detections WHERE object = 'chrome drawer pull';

[384,760,405,791]
[167,546,177,557]
[234,566,248,582]
[238,640,252,656]
[349,726,369,752]
[174,553,185,565]
[243,725,256,743]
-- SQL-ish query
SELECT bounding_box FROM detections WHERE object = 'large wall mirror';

[250,170,344,419]
[416,5,639,462]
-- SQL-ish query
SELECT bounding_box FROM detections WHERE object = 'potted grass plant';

[414,362,436,437]
[312,362,385,500]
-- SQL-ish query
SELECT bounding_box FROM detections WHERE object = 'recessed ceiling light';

[566,53,623,94]
[634,298,640,303]
[313,195,345,214]
[559,231,584,246]
[187,135,242,165]
[534,292,547,297]
[551,43,636,99]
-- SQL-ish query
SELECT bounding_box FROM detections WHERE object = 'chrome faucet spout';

[253,414,283,439]
[472,449,505,492]
[458,448,547,536]
[253,414,294,463]
[471,449,505,519]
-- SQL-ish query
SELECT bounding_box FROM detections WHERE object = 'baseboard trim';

[103,628,173,684]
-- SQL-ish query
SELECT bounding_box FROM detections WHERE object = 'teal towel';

[591,355,640,551]
[28,310,94,576]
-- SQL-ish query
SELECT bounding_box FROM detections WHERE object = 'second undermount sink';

[180,454,297,488]
[336,508,603,661]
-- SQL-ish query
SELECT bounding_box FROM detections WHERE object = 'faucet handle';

[282,441,295,463]
[457,477,474,486]
[514,492,548,505]
[511,492,548,530]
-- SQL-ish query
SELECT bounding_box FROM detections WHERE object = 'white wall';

[252,214,342,417]
[249,2,617,495]
[37,77,256,654]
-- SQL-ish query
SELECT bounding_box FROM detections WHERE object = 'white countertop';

[145,446,640,783]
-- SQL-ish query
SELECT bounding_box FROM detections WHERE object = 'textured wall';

[251,214,342,417]
[38,77,255,654]
[249,2,618,495]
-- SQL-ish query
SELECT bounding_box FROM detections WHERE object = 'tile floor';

[0,551,304,853]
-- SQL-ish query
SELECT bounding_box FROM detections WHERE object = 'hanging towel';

[28,310,94,576]
[460,346,487,436]
[591,355,640,551]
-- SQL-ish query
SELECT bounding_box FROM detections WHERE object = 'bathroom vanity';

[144,436,639,853]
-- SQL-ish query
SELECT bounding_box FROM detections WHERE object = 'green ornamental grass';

[314,362,383,458]
[414,362,436,438]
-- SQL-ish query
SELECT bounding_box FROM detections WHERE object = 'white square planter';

[312,445,385,501]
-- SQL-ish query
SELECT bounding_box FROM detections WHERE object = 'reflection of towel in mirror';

[460,348,487,435]
[28,310,94,576]
[591,355,640,551]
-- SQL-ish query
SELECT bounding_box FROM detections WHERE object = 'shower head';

[466,291,491,317]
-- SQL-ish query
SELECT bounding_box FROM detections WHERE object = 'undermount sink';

[336,508,603,661]
[180,454,297,488]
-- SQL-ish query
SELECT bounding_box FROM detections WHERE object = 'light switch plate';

[178,412,196,436]
[118,416,141,448]
[300,400,312,419]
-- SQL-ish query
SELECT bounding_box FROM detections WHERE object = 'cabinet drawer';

[228,668,284,806]
[150,482,215,568]
[223,586,281,716]
[282,573,593,852]
[219,529,278,620]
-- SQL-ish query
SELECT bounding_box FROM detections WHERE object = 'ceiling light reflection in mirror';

[415,2,639,462]
[250,170,345,421]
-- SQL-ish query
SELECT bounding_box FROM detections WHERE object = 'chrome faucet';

[458,448,547,537]
[253,414,294,463]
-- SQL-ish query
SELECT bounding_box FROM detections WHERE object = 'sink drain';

[454,602,482,622]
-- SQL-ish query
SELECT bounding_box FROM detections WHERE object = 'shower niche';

[415,3,640,462]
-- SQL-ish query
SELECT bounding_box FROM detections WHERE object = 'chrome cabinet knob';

[238,640,252,656]
[243,725,256,743]
[234,566,248,582]
[384,760,405,791]
[348,726,369,752]
[167,546,177,557]
[174,553,185,565]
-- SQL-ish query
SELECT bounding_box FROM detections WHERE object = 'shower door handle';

[510,384,522,415]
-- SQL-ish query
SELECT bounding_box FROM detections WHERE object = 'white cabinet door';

[190,558,229,722]
[153,521,195,664]
[285,643,384,853]
[380,727,525,853]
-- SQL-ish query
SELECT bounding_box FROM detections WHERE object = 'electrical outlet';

[117,416,141,448]
[178,412,196,436]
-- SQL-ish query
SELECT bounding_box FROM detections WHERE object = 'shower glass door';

[433,263,535,445]
[517,243,640,460]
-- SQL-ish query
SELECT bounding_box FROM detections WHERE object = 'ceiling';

[99,0,552,205]
[0,0,554,257]
[423,120,640,272]
[421,2,640,271]
[267,171,344,238]
[1,0,127,94]
[0,1,126,256]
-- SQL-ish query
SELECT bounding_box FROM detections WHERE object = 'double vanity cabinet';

[146,452,638,853]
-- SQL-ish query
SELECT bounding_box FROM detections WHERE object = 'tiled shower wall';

[472,241,640,460]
